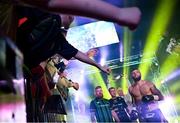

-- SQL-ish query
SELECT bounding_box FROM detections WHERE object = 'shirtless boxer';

[129,69,167,122]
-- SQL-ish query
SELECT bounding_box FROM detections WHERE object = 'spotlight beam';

[139,0,176,79]
[123,28,132,94]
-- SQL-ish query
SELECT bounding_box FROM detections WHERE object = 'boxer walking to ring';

[128,69,168,122]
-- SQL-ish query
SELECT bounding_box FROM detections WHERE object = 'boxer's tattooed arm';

[150,84,164,101]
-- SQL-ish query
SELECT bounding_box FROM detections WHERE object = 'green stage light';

[170,81,180,93]
[159,55,180,86]
[123,28,132,94]
[88,67,111,99]
[108,73,116,88]
[139,0,176,79]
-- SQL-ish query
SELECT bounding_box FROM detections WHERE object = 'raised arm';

[19,0,141,30]
[74,51,111,74]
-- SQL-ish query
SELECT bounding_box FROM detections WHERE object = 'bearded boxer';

[128,69,167,122]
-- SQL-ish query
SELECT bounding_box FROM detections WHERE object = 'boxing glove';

[142,95,154,103]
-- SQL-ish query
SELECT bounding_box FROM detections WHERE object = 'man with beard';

[128,69,167,122]
[90,86,119,123]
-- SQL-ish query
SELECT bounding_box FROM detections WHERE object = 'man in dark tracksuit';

[109,87,131,122]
